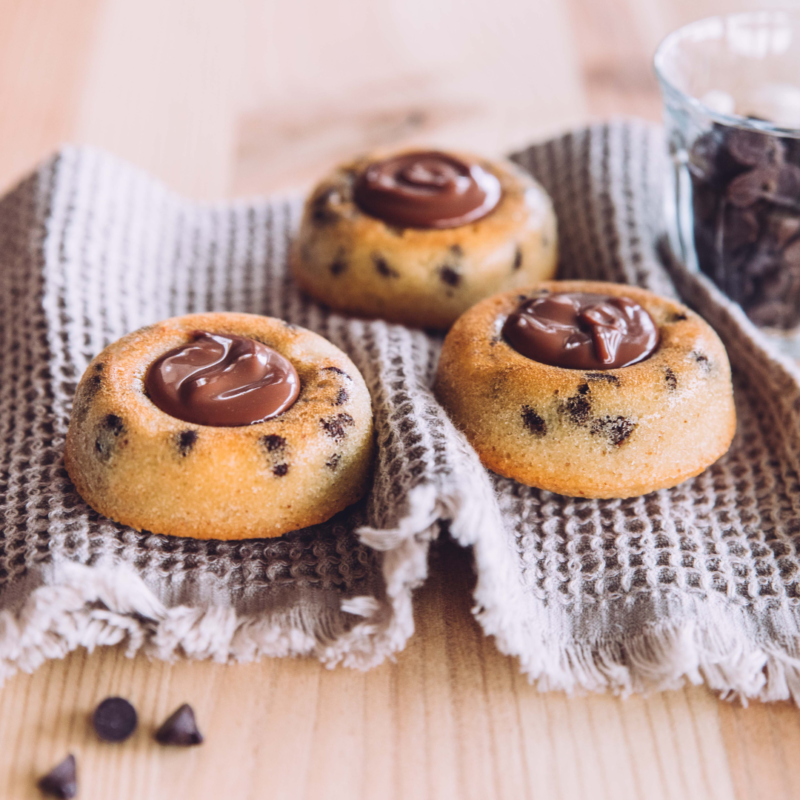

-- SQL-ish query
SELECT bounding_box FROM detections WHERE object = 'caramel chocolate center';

[502,292,659,369]
[353,151,502,229]
[145,331,300,426]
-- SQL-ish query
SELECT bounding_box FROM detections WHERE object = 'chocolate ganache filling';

[145,331,300,426]
[502,293,659,369]
[353,151,502,229]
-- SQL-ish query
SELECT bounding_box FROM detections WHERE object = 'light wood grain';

[1,0,799,798]
[0,0,101,195]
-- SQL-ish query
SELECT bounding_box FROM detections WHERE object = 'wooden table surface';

[1,0,797,798]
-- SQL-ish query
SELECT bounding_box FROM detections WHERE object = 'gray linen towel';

[2,119,800,703]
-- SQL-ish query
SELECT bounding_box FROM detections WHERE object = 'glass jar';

[655,11,800,354]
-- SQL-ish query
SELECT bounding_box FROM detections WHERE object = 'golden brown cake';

[65,312,374,539]
[435,281,736,499]
[292,149,558,329]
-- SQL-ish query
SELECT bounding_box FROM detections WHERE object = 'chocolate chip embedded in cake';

[521,406,547,436]
[321,413,355,442]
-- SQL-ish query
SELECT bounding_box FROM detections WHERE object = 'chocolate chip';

[330,259,347,276]
[323,366,350,379]
[521,406,547,436]
[333,388,349,406]
[84,371,103,400]
[726,167,780,208]
[563,390,591,425]
[177,430,197,456]
[774,164,800,207]
[311,188,340,224]
[513,246,523,271]
[439,266,461,287]
[261,434,286,452]
[584,372,620,385]
[688,129,731,185]
[591,415,636,446]
[576,383,590,396]
[373,255,399,278]
[95,414,126,463]
[669,312,688,323]
[692,351,712,374]
[320,413,355,441]
[785,239,800,268]
[94,362,104,372]
[93,697,138,742]
[38,754,77,799]
[727,128,785,168]
[770,211,800,247]
[104,414,124,435]
[689,125,800,328]
[326,453,341,470]
[273,463,289,477]
[665,367,678,391]
[450,244,463,257]
[155,703,204,746]
[722,205,761,250]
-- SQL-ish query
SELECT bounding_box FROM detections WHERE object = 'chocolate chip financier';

[292,149,557,328]
[435,281,736,499]
[65,313,373,539]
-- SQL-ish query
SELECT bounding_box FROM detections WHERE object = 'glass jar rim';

[653,10,800,139]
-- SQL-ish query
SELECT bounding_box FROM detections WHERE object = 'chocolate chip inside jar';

[353,151,502,229]
[502,293,659,369]
[688,123,800,329]
[145,331,300,426]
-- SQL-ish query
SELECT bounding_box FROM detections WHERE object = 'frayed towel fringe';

[0,484,442,685]
[487,603,800,706]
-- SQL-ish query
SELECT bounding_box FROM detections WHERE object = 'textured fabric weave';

[3,119,800,702]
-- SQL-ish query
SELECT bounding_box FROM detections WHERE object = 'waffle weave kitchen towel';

[3,119,800,702]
